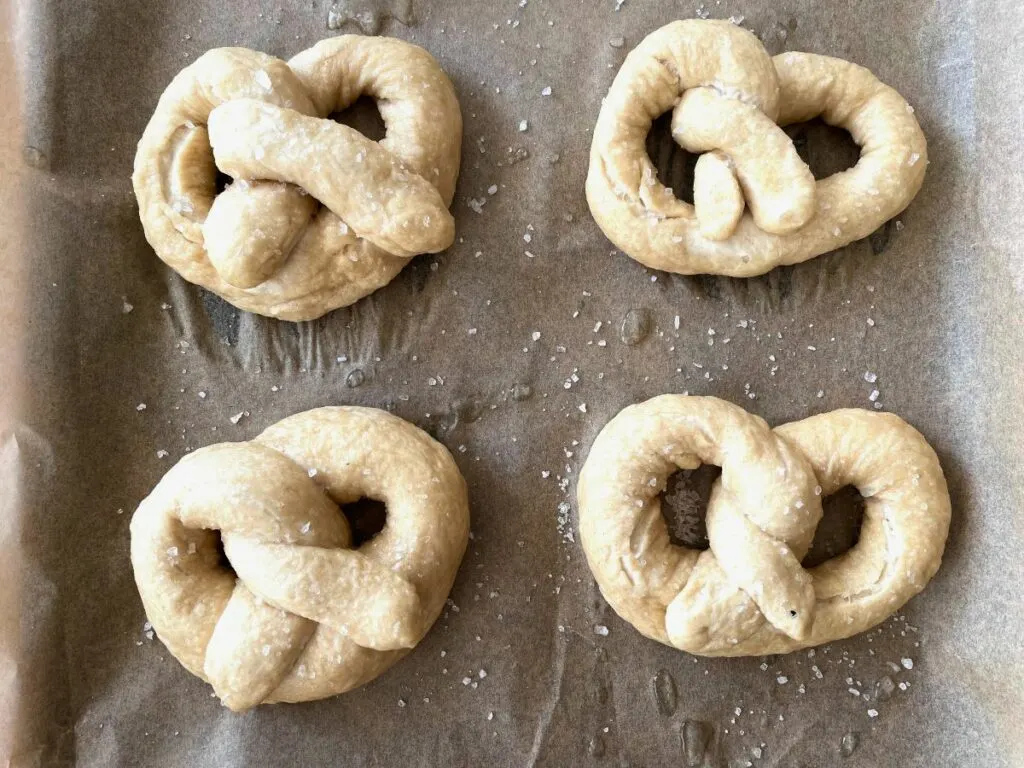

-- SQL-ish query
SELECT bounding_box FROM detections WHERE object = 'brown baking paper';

[3,0,1023,765]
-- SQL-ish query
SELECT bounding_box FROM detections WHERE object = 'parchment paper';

[3,0,1023,765]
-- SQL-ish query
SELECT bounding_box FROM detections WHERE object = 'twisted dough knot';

[587,20,928,276]
[130,407,469,710]
[133,36,462,320]
[578,396,951,655]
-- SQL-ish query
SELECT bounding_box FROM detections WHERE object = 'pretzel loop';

[577,396,951,656]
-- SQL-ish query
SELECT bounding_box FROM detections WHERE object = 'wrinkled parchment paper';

[3,0,1023,765]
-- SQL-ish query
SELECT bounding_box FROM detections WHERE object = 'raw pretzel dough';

[130,407,470,710]
[133,36,462,320]
[577,395,950,655]
[586,20,927,276]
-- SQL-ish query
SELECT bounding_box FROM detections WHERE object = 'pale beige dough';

[577,395,950,656]
[586,20,928,277]
[132,36,462,320]
[130,407,470,710]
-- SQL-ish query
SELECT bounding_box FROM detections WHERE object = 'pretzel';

[586,20,928,277]
[132,36,462,321]
[130,407,469,710]
[577,396,950,655]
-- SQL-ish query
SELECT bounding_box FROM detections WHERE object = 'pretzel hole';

[211,531,236,576]
[341,497,388,547]
[646,111,698,204]
[214,169,232,195]
[802,485,865,568]
[659,465,720,550]
[329,96,386,142]
[785,119,860,181]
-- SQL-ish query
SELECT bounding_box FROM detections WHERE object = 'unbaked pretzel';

[133,36,462,320]
[586,20,927,277]
[577,396,950,655]
[130,407,469,710]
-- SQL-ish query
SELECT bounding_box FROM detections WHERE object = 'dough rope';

[130,407,469,710]
[586,20,927,277]
[577,396,950,656]
[133,36,462,320]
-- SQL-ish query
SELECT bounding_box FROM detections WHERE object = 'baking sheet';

[3,0,1023,765]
